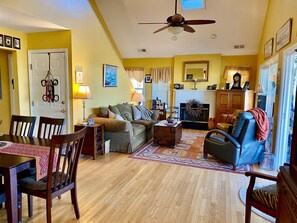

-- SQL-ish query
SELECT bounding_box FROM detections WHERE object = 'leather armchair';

[203,111,265,170]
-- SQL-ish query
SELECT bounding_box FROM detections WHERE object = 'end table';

[74,124,104,160]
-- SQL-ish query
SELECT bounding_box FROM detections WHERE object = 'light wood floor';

[0,152,276,223]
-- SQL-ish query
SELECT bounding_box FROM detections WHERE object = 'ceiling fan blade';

[153,25,170,33]
[184,20,216,25]
[138,22,167,25]
[183,24,195,33]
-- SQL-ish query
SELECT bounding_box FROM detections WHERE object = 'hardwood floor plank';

[0,153,274,222]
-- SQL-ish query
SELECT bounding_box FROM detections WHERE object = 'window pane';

[182,0,204,10]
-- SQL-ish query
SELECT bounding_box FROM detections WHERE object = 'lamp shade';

[131,93,145,103]
[74,85,93,99]
[167,26,184,35]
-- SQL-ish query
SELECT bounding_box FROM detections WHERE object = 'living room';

[0,0,296,222]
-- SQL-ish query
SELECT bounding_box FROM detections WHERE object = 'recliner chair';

[203,111,265,170]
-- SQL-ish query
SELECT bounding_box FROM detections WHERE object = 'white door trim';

[28,48,70,133]
[275,43,297,169]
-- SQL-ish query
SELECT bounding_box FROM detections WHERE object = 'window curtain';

[151,67,172,84]
[125,67,145,82]
[223,66,252,86]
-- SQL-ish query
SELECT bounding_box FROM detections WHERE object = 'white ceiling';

[0,1,268,59]
[0,6,67,33]
[95,0,268,58]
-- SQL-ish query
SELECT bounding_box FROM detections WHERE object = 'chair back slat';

[47,127,87,194]
[38,116,65,139]
[10,115,36,137]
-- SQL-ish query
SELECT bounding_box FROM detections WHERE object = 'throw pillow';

[226,114,236,124]
[98,107,109,118]
[137,105,153,121]
[132,106,142,120]
[122,112,133,122]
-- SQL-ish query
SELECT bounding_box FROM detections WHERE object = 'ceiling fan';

[138,0,215,34]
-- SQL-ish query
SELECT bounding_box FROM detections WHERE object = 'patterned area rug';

[129,129,252,174]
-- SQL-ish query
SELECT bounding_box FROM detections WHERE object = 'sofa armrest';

[92,117,133,133]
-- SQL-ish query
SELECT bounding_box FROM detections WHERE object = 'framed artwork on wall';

[103,64,117,87]
[145,74,152,83]
[4,35,12,48]
[276,18,292,51]
[75,71,83,84]
[13,37,21,49]
[0,35,3,46]
[264,38,273,59]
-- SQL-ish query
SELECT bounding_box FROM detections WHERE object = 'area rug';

[129,129,252,174]
[239,185,276,222]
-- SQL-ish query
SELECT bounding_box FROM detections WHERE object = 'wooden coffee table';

[153,121,182,148]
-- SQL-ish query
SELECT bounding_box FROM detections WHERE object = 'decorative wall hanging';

[103,64,117,87]
[276,18,292,51]
[264,38,273,59]
[0,35,3,47]
[13,37,21,49]
[145,74,152,83]
[4,35,12,48]
[75,70,83,84]
[41,53,59,102]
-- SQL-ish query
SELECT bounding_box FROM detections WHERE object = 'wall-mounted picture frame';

[276,18,292,51]
[4,35,12,48]
[0,34,3,47]
[145,74,152,83]
[75,71,83,84]
[264,38,273,59]
[103,64,117,87]
[13,37,21,49]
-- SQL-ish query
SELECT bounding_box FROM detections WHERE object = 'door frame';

[275,43,297,169]
[28,48,70,133]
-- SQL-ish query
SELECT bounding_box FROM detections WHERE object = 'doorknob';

[61,109,66,113]
[61,101,65,105]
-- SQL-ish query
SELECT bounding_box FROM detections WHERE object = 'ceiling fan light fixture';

[167,26,184,35]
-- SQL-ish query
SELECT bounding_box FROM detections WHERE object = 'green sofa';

[90,104,159,154]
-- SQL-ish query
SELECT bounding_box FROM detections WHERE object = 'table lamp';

[131,93,145,105]
[74,85,93,120]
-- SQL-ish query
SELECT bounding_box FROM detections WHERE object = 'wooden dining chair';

[9,115,36,137]
[37,116,65,139]
[18,127,87,223]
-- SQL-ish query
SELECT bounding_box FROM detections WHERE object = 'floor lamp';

[74,85,93,121]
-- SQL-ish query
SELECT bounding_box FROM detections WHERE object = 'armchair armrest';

[206,129,241,148]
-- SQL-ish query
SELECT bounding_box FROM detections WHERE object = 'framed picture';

[13,37,21,49]
[264,38,273,59]
[145,74,152,83]
[103,64,117,87]
[75,71,83,84]
[276,18,292,51]
[4,35,12,48]
[0,34,3,46]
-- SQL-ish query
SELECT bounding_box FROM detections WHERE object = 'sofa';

[89,103,159,154]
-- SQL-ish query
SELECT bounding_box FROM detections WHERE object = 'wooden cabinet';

[276,166,297,223]
[215,90,254,122]
[74,124,104,160]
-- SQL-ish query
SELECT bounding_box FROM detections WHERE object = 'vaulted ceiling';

[95,0,268,58]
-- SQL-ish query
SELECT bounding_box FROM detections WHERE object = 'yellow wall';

[0,50,11,132]
[0,0,132,127]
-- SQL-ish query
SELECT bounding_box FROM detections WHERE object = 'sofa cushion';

[132,106,142,120]
[109,111,124,120]
[98,107,110,118]
[131,119,155,129]
[132,123,146,136]
[115,104,133,122]
[109,105,121,116]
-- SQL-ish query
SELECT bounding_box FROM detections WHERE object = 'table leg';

[4,168,19,223]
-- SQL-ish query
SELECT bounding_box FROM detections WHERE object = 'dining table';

[0,134,51,223]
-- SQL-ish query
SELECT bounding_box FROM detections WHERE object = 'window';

[182,0,205,10]
[130,78,144,95]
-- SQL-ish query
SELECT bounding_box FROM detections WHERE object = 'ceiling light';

[210,34,217,39]
[168,26,184,35]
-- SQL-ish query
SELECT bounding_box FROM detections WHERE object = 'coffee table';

[153,121,182,148]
